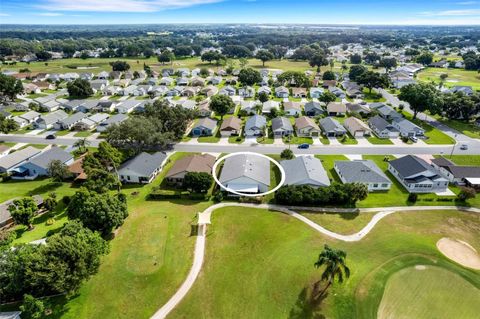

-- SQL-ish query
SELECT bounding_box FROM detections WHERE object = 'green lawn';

[169,207,480,319]
[55,130,71,136]
[367,136,394,145]
[228,135,244,144]
[197,135,220,143]
[338,133,358,145]
[377,266,480,319]
[298,211,377,235]
[362,89,386,102]
[402,112,455,145]
[319,136,330,145]
[437,117,480,139]
[256,135,274,144]
[73,131,93,138]
[447,155,480,166]
[283,136,313,144]
[315,155,348,182]
[417,67,480,90]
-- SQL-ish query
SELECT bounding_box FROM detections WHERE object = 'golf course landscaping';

[168,207,480,319]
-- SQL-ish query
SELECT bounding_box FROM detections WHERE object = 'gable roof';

[281,156,330,187]
[389,155,434,177]
[0,146,41,171]
[220,116,242,131]
[272,117,293,132]
[119,152,167,177]
[295,116,320,130]
[245,115,266,130]
[319,117,346,133]
[327,102,346,113]
[368,115,399,132]
[336,160,391,184]
[27,147,73,169]
[166,154,216,178]
[220,154,270,186]
[194,117,217,130]
[344,117,371,132]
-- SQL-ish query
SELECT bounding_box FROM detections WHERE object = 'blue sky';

[1,0,480,25]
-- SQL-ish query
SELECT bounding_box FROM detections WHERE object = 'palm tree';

[313,245,350,298]
[73,138,90,154]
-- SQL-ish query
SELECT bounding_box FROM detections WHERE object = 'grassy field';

[402,112,455,145]
[170,207,480,319]
[417,67,480,90]
[298,211,377,235]
[377,266,480,319]
[367,136,394,145]
[437,117,480,139]
[284,136,313,144]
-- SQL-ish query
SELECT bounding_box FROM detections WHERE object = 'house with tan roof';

[292,87,307,98]
[343,117,372,137]
[295,116,321,137]
[220,117,242,137]
[165,154,216,185]
[283,101,302,116]
[326,102,347,116]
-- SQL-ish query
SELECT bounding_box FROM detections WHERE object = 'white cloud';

[37,12,64,16]
[37,0,223,12]
[0,13,11,16]
[420,9,480,16]
[456,1,478,4]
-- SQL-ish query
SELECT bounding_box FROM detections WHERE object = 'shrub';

[213,191,223,203]
[457,187,476,201]
[62,195,71,206]
[407,193,418,203]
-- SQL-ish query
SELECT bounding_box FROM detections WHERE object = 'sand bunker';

[437,238,480,270]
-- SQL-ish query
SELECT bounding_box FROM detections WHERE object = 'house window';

[127,176,130,181]
[373,184,378,188]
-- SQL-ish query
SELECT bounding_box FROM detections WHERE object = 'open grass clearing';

[298,211,377,235]
[417,67,480,90]
[402,111,455,145]
[377,266,480,319]
[170,207,480,319]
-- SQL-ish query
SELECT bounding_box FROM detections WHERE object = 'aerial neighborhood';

[0,20,479,319]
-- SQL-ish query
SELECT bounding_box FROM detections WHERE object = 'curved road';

[151,203,480,319]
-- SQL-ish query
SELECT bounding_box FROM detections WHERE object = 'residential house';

[35,110,68,129]
[197,99,212,117]
[343,117,372,137]
[90,79,109,93]
[97,71,109,80]
[271,117,294,137]
[209,76,222,85]
[96,113,128,132]
[74,113,109,131]
[292,87,307,98]
[304,101,324,116]
[219,86,236,96]
[275,86,289,98]
[176,100,197,110]
[191,118,217,137]
[281,156,330,187]
[239,86,255,98]
[62,99,85,112]
[220,117,242,137]
[329,87,346,99]
[181,87,200,97]
[319,117,347,137]
[165,154,216,185]
[19,110,41,124]
[160,77,174,86]
[296,116,321,137]
[54,112,88,130]
[322,80,337,88]
[447,86,474,96]
[388,155,449,193]
[335,160,392,191]
[392,118,425,137]
[346,103,371,116]
[97,100,116,113]
[240,100,259,115]
[116,100,141,114]
[191,77,206,87]
[368,115,400,138]
[310,87,324,99]
[257,86,272,96]
[326,102,347,116]
[23,83,40,94]
[377,105,402,120]
[118,152,168,184]
[166,86,183,97]
[431,157,480,187]
[11,147,74,180]
[245,115,267,137]
[177,77,190,86]
[262,100,280,114]
[200,85,219,97]
[0,145,10,158]
[283,101,302,116]
[0,147,42,173]
[219,154,270,194]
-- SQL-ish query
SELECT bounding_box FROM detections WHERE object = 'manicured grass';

[55,130,70,136]
[298,211,377,235]
[417,67,480,90]
[0,178,77,205]
[170,207,480,319]
[20,143,47,150]
[377,266,480,319]
[362,89,386,102]
[284,136,313,144]
[314,155,348,182]
[337,133,358,145]
[437,117,480,139]
[197,135,220,143]
[402,112,455,145]
[367,136,394,145]
[448,155,480,166]
[319,136,330,145]
[73,131,93,138]
[27,93,48,99]
[228,135,244,144]
[256,135,274,144]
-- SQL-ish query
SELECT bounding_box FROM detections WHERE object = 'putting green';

[377,265,480,319]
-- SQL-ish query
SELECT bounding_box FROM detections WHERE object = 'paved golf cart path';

[151,203,480,319]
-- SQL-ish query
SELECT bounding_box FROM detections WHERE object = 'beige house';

[220,116,242,136]
[295,116,321,137]
[343,117,372,137]
[165,154,216,185]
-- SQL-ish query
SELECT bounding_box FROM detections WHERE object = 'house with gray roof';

[245,115,267,137]
[319,117,346,137]
[116,100,141,114]
[310,87,324,99]
[118,152,168,184]
[392,118,424,137]
[19,110,41,123]
[54,112,87,130]
[0,146,42,173]
[368,115,400,138]
[377,105,402,120]
[219,154,270,194]
[431,157,480,186]
[96,113,128,132]
[388,155,448,193]
[275,86,289,98]
[35,110,68,129]
[271,117,294,137]
[62,99,85,112]
[11,147,74,180]
[191,118,217,137]
[239,86,255,98]
[304,101,324,116]
[335,160,392,191]
[240,100,259,115]
[281,156,330,187]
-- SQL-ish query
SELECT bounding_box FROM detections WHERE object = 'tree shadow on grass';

[289,286,327,319]
[28,182,63,196]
